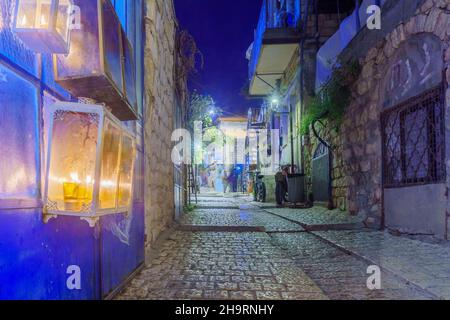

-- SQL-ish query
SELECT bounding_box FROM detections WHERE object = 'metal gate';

[312,143,330,202]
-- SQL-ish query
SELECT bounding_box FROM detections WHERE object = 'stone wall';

[143,0,178,258]
[339,0,450,232]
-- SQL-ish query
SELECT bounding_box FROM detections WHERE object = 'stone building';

[143,0,186,259]
[247,0,450,240]
[304,0,450,238]
[335,0,450,238]
[246,0,354,204]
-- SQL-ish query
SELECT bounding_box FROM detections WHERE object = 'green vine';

[300,60,361,135]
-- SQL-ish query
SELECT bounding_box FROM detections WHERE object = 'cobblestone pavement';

[251,200,364,228]
[270,233,431,299]
[117,195,435,300]
[117,231,327,300]
[314,230,450,299]
[180,208,304,232]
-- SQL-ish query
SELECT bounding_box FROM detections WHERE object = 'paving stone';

[270,232,432,300]
[116,231,325,300]
[313,230,450,299]
[258,204,364,227]
[179,208,304,232]
[116,196,436,300]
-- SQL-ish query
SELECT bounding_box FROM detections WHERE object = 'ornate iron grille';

[381,86,446,188]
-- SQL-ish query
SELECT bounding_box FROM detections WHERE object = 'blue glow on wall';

[0,0,145,300]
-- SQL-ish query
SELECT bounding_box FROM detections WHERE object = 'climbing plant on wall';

[300,60,361,135]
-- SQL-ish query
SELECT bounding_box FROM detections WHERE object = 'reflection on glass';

[118,135,135,208]
[55,0,100,78]
[17,0,37,28]
[47,112,98,212]
[56,0,71,38]
[102,0,123,93]
[38,0,51,28]
[122,32,137,111]
[0,64,39,199]
[98,121,121,209]
[16,0,52,29]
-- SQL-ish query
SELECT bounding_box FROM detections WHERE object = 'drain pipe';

[312,113,335,210]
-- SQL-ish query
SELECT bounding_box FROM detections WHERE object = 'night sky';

[174,0,262,116]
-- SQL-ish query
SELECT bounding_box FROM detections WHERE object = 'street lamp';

[43,102,136,227]
[13,0,73,53]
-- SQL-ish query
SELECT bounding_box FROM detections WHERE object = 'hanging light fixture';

[13,0,73,54]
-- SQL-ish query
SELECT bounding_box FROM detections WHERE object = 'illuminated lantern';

[53,0,138,121]
[43,102,136,226]
[13,0,73,54]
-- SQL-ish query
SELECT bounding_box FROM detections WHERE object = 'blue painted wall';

[0,0,145,300]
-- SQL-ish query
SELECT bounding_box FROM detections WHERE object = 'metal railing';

[248,0,302,81]
[381,85,446,188]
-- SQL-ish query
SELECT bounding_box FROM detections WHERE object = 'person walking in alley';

[222,171,230,193]
[275,166,289,207]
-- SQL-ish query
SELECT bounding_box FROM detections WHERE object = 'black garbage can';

[287,174,306,204]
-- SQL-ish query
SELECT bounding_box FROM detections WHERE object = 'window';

[0,64,39,201]
[381,86,445,188]
[111,0,144,116]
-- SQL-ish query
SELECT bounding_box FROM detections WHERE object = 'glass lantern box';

[53,0,138,121]
[13,0,73,54]
[43,102,136,226]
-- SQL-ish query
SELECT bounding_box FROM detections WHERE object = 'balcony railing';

[248,106,268,129]
[248,0,301,81]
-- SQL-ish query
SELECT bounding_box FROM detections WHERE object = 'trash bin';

[287,174,306,204]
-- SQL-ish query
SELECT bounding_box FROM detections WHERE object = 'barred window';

[381,86,446,188]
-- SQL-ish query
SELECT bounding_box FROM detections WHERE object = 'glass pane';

[47,111,98,212]
[55,0,100,79]
[16,0,37,28]
[0,64,39,199]
[118,134,134,208]
[122,32,137,111]
[102,0,123,93]
[98,120,121,209]
[113,0,126,29]
[36,0,51,28]
[56,0,71,39]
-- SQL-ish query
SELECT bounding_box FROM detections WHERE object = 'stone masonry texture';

[144,0,178,258]
[329,0,450,233]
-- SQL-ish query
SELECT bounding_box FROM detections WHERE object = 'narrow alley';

[117,193,440,300]
[1,0,450,305]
